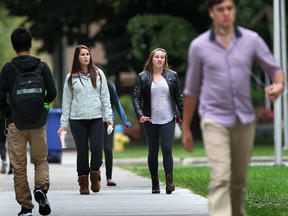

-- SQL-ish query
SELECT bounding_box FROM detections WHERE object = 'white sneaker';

[34,189,51,215]
[18,207,32,216]
[18,212,32,216]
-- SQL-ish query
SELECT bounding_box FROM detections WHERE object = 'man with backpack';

[0,27,57,216]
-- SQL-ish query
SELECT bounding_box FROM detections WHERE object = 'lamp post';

[280,0,288,151]
[273,0,283,165]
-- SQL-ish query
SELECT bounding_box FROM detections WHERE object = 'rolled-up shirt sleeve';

[183,40,203,97]
[254,34,282,80]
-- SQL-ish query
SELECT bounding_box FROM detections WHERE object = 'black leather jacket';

[132,69,183,120]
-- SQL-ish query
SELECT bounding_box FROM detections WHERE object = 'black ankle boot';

[151,175,160,194]
[165,174,175,194]
[7,163,13,175]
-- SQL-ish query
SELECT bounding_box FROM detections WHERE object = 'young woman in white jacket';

[58,45,113,195]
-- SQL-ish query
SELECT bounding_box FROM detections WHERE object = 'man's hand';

[182,129,194,152]
[265,82,284,103]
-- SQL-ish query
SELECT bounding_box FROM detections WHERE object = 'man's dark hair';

[11,27,32,53]
[208,0,238,8]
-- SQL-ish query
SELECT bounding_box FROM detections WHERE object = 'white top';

[149,79,174,124]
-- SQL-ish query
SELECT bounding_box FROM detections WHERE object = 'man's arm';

[0,65,12,120]
[43,63,57,103]
[182,95,198,152]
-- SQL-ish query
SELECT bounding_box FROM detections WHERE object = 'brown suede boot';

[78,175,90,195]
[90,170,101,192]
[165,174,175,194]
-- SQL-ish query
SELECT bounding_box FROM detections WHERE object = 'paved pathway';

[0,151,209,216]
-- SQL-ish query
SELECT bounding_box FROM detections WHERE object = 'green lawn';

[124,165,288,216]
[118,137,288,216]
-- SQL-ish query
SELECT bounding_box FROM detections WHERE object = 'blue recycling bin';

[46,108,62,163]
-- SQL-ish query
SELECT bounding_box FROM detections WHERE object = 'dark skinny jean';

[103,123,114,180]
[143,119,175,176]
[69,118,104,176]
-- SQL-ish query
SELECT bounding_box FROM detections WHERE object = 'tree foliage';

[0,3,24,68]
[127,14,197,74]
[96,0,209,76]
[0,0,114,53]
[0,0,279,80]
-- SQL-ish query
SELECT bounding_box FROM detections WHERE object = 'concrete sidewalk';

[0,151,209,216]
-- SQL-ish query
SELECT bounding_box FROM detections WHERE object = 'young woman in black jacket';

[132,48,183,194]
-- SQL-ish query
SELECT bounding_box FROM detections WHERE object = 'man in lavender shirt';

[182,0,285,216]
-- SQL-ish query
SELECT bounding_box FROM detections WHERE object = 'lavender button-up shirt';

[183,26,282,127]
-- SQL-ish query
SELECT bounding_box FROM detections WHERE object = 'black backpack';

[8,62,49,130]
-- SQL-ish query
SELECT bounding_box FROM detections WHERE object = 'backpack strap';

[33,62,46,76]
[8,62,21,75]
[8,61,45,76]
[94,66,102,94]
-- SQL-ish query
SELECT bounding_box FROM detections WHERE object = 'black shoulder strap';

[8,61,45,75]
[33,62,46,76]
[8,62,21,75]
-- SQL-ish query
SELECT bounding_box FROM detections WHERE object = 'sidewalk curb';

[113,156,288,166]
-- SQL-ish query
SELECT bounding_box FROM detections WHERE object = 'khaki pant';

[201,118,255,216]
[8,124,50,209]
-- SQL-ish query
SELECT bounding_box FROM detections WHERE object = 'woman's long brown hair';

[68,45,98,89]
